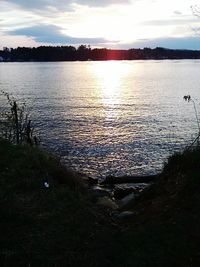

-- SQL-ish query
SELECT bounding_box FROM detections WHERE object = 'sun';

[62,3,144,43]
[60,0,191,46]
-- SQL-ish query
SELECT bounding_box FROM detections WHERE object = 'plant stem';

[12,101,19,144]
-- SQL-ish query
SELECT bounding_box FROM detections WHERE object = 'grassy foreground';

[1,139,200,266]
[0,139,115,266]
[118,147,200,267]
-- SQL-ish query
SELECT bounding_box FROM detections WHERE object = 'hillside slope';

[1,139,200,266]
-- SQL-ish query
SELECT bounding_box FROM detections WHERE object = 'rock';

[88,177,98,185]
[113,188,134,199]
[115,211,135,219]
[118,193,135,207]
[97,197,119,210]
[113,183,149,199]
[101,175,157,185]
[88,186,111,198]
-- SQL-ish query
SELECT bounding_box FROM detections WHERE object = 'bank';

[0,138,200,266]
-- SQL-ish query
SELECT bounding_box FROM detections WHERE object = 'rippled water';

[0,60,200,179]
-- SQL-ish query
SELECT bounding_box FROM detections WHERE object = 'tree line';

[1,45,200,61]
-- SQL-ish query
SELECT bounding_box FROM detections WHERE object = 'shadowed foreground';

[1,139,200,266]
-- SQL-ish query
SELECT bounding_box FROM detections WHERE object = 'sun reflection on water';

[84,61,133,150]
[91,61,131,118]
[2,61,199,179]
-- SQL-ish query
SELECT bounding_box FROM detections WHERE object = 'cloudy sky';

[1,0,200,49]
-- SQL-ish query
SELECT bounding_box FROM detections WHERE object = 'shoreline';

[1,58,200,63]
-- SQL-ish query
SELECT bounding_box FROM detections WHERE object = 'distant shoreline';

[1,58,200,63]
[1,46,200,62]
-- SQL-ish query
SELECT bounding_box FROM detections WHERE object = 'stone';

[97,197,119,210]
[115,211,135,219]
[118,193,135,207]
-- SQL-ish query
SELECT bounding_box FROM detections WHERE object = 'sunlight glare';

[91,61,131,119]
[92,61,130,101]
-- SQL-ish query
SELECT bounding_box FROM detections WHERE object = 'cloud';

[141,18,196,26]
[8,24,107,45]
[5,0,46,9]
[2,0,199,50]
[130,36,200,50]
[174,10,182,15]
[74,0,131,7]
[5,0,131,12]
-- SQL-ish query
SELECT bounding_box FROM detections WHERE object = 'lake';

[0,60,200,179]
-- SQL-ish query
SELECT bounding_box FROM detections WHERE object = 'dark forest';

[1,45,200,61]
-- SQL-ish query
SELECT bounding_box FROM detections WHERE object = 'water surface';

[0,60,200,179]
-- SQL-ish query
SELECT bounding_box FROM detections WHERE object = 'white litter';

[44,182,49,188]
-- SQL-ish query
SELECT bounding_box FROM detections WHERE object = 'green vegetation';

[1,139,200,266]
[1,46,200,61]
[0,91,39,145]
[119,147,200,267]
[183,95,200,146]
[0,139,114,266]
[0,88,200,266]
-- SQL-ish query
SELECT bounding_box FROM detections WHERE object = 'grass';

[1,139,200,266]
[0,139,116,266]
[116,146,200,266]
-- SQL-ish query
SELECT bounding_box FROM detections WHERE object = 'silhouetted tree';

[1,46,200,62]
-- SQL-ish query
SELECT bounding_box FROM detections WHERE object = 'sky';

[1,0,200,49]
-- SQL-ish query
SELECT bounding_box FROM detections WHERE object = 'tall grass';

[183,95,200,148]
[0,91,39,145]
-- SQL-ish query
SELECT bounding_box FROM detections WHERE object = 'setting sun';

[1,0,199,49]
[59,0,196,46]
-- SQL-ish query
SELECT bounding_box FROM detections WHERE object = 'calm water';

[0,60,200,179]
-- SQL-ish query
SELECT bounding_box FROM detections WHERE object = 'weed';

[0,91,39,145]
[183,95,200,148]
